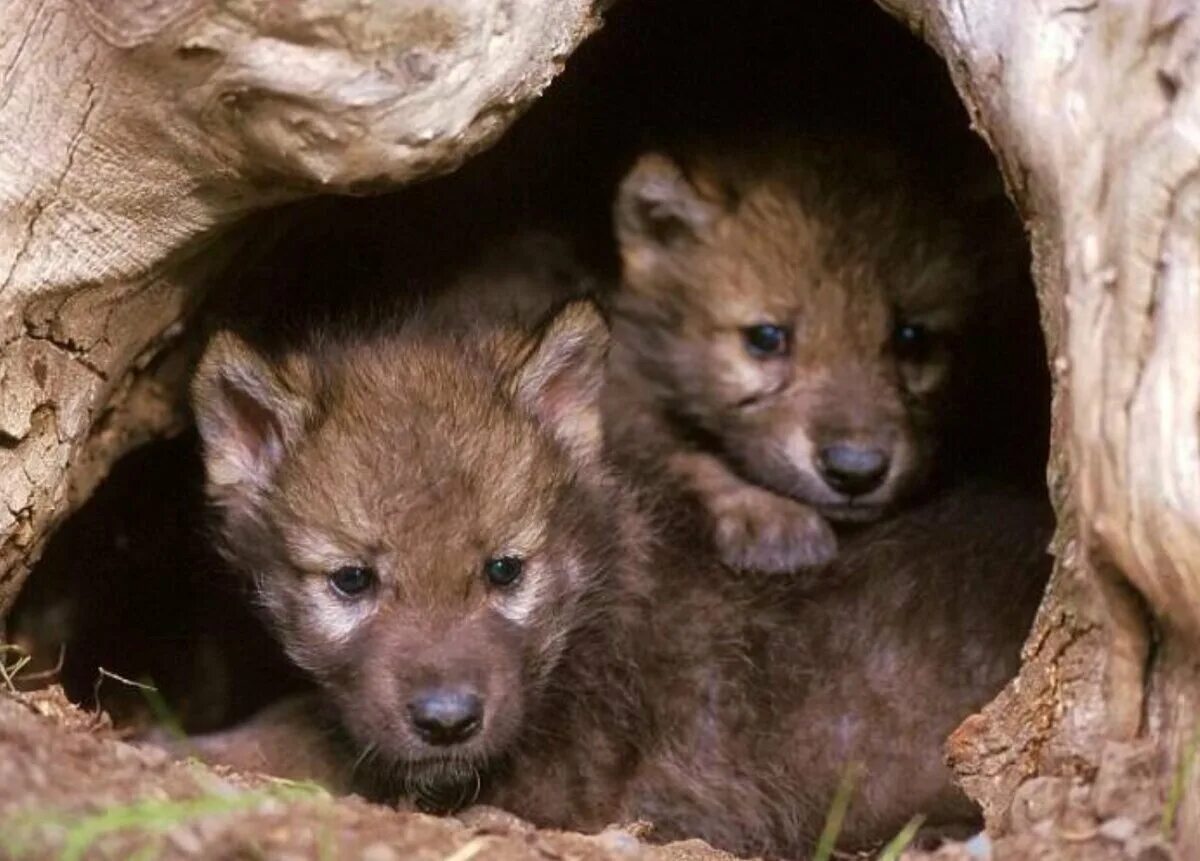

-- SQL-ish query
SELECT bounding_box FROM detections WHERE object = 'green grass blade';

[1162,722,1200,838]
[813,762,863,861]
[876,814,925,861]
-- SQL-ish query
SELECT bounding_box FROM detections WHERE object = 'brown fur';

[609,136,985,573]
[188,294,1050,857]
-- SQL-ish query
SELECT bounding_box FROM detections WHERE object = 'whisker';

[352,740,377,779]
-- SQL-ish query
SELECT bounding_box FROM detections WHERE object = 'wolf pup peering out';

[608,137,995,574]
[190,296,1050,856]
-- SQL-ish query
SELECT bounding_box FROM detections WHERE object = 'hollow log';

[4,0,1200,855]
[0,0,600,613]
[877,0,1200,851]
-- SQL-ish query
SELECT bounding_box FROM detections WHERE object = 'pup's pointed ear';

[191,332,312,498]
[512,300,609,464]
[615,152,723,255]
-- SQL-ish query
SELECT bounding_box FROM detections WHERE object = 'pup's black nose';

[408,688,483,746]
[817,443,890,496]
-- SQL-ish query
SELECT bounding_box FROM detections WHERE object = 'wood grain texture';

[878,0,1200,850]
[0,0,600,615]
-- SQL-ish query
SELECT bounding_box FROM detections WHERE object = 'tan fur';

[609,136,980,573]
[186,288,1050,856]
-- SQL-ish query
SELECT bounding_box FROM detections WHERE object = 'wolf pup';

[608,137,994,573]
[190,296,1049,856]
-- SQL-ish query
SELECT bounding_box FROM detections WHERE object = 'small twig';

[93,666,158,712]
[441,838,491,861]
[96,667,158,691]
[17,643,66,685]
[0,644,33,693]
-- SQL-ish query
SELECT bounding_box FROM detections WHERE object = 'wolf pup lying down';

[187,296,1050,857]
[608,137,1006,574]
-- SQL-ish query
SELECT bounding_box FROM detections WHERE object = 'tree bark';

[0,0,601,615]
[877,0,1200,852]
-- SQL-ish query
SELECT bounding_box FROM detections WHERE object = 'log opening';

[4,0,1056,850]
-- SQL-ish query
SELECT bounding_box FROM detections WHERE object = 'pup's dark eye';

[483,556,524,587]
[742,324,790,358]
[329,565,375,597]
[893,322,934,362]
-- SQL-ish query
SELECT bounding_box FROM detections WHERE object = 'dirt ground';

[0,687,1176,861]
[0,688,740,861]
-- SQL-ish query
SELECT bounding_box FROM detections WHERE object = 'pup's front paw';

[708,485,837,573]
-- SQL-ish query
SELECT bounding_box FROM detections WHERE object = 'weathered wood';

[5,0,1200,852]
[878,0,1200,850]
[0,0,601,615]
